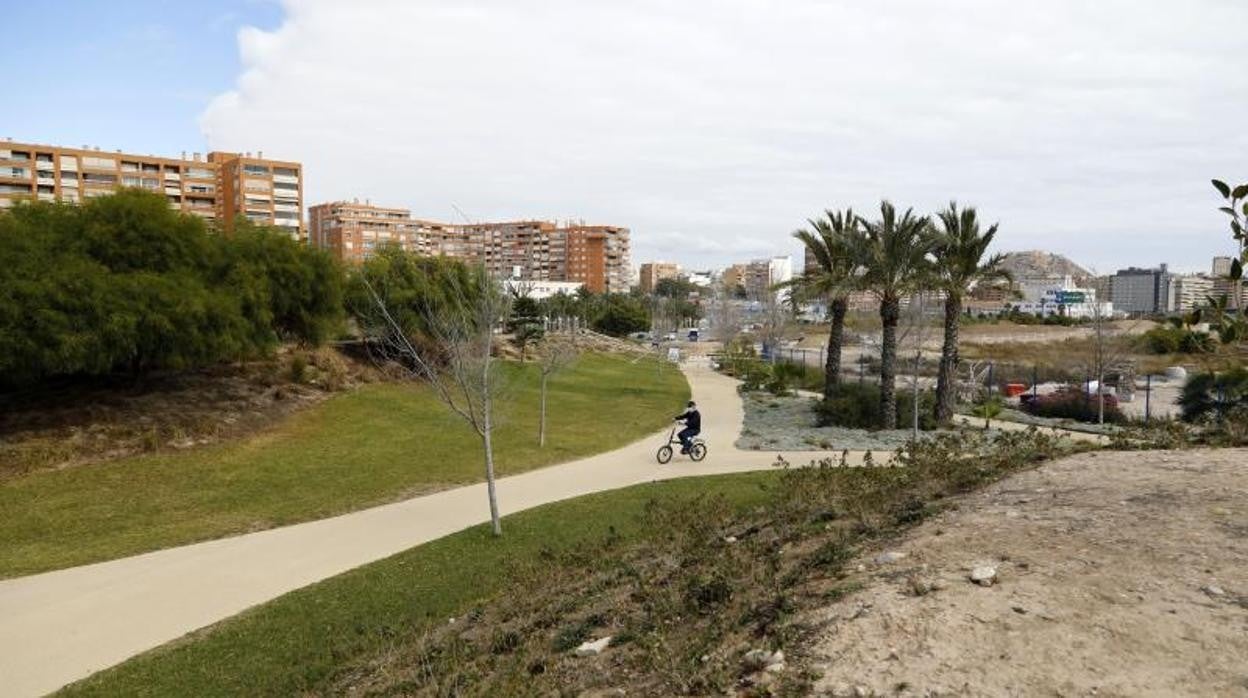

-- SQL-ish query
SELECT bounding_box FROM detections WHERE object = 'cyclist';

[674,400,701,454]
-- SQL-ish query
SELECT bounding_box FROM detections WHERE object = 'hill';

[999,250,1092,282]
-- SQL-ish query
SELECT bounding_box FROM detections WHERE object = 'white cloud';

[202,0,1248,272]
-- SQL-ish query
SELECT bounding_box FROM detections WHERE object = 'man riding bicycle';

[674,400,701,454]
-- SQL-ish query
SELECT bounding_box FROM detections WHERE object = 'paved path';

[0,360,846,697]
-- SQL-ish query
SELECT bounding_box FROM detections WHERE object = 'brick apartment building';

[309,200,457,262]
[639,261,681,294]
[310,201,631,294]
[0,139,304,239]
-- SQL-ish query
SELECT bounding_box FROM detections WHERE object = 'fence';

[746,346,1171,422]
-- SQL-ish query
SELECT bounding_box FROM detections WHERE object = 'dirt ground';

[808,448,1248,698]
[0,347,376,479]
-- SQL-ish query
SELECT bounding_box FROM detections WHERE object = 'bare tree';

[361,266,512,535]
[897,291,935,441]
[536,333,580,447]
[757,288,791,364]
[1083,273,1140,425]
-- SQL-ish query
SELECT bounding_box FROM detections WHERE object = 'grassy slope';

[59,472,776,697]
[0,353,687,578]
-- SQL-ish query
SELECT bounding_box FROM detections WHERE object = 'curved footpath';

[0,359,841,697]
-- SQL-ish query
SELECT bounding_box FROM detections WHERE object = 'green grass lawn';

[58,472,776,697]
[0,353,688,578]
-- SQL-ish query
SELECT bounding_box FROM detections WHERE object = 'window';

[186,167,213,179]
[121,161,140,172]
[273,167,297,177]
[243,164,270,176]
[82,156,117,169]
[122,176,141,187]
[2,167,30,178]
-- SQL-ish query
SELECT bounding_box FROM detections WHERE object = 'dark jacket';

[676,408,701,431]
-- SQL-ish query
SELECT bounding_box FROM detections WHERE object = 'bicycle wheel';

[690,442,707,462]
[656,445,673,464]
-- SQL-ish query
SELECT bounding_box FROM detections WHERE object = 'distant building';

[723,256,791,301]
[0,139,304,239]
[1172,274,1215,312]
[968,282,1014,303]
[685,270,714,288]
[768,256,793,302]
[1111,265,1175,315]
[1011,287,1112,319]
[308,202,631,293]
[639,261,681,294]
[1212,256,1234,277]
[1090,275,1115,304]
[310,200,450,264]
[503,278,584,300]
[1015,274,1074,303]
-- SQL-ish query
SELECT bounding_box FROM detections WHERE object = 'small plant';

[288,353,310,384]
[1179,367,1248,444]
[813,383,937,430]
[1022,388,1126,424]
[971,395,1004,429]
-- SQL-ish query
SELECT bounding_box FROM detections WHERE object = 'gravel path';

[736,392,946,452]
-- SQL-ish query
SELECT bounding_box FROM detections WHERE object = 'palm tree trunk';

[935,293,961,424]
[823,297,847,398]
[879,296,900,429]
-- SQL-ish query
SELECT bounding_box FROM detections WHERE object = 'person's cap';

[687,400,696,407]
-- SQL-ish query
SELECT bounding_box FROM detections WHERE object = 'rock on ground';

[807,448,1248,697]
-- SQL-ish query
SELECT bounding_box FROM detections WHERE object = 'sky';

[6,1,1247,274]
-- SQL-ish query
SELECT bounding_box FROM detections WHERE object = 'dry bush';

[321,429,1071,696]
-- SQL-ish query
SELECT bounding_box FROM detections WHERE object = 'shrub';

[813,383,937,430]
[0,191,345,387]
[766,362,804,396]
[1142,326,1215,354]
[1179,367,1248,425]
[288,353,310,384]
[1023,388,1126,424]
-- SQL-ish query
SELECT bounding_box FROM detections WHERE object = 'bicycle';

[656,427,706,464]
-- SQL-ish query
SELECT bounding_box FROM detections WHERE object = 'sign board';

[667,347,681,363]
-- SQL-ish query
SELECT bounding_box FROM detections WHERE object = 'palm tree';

[930,203,1010,424]
[791,208,861,399]
[854,201,934,428]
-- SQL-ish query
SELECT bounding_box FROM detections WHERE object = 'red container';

[1004,383,1027,397]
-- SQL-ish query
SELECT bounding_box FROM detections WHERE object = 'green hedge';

[0,190,343,386]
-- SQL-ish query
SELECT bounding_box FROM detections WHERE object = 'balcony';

[272,174,299,186]
[165,186,181,195]
[274,203,299,213]
[37,176,55,187]
[164,172,180,181]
